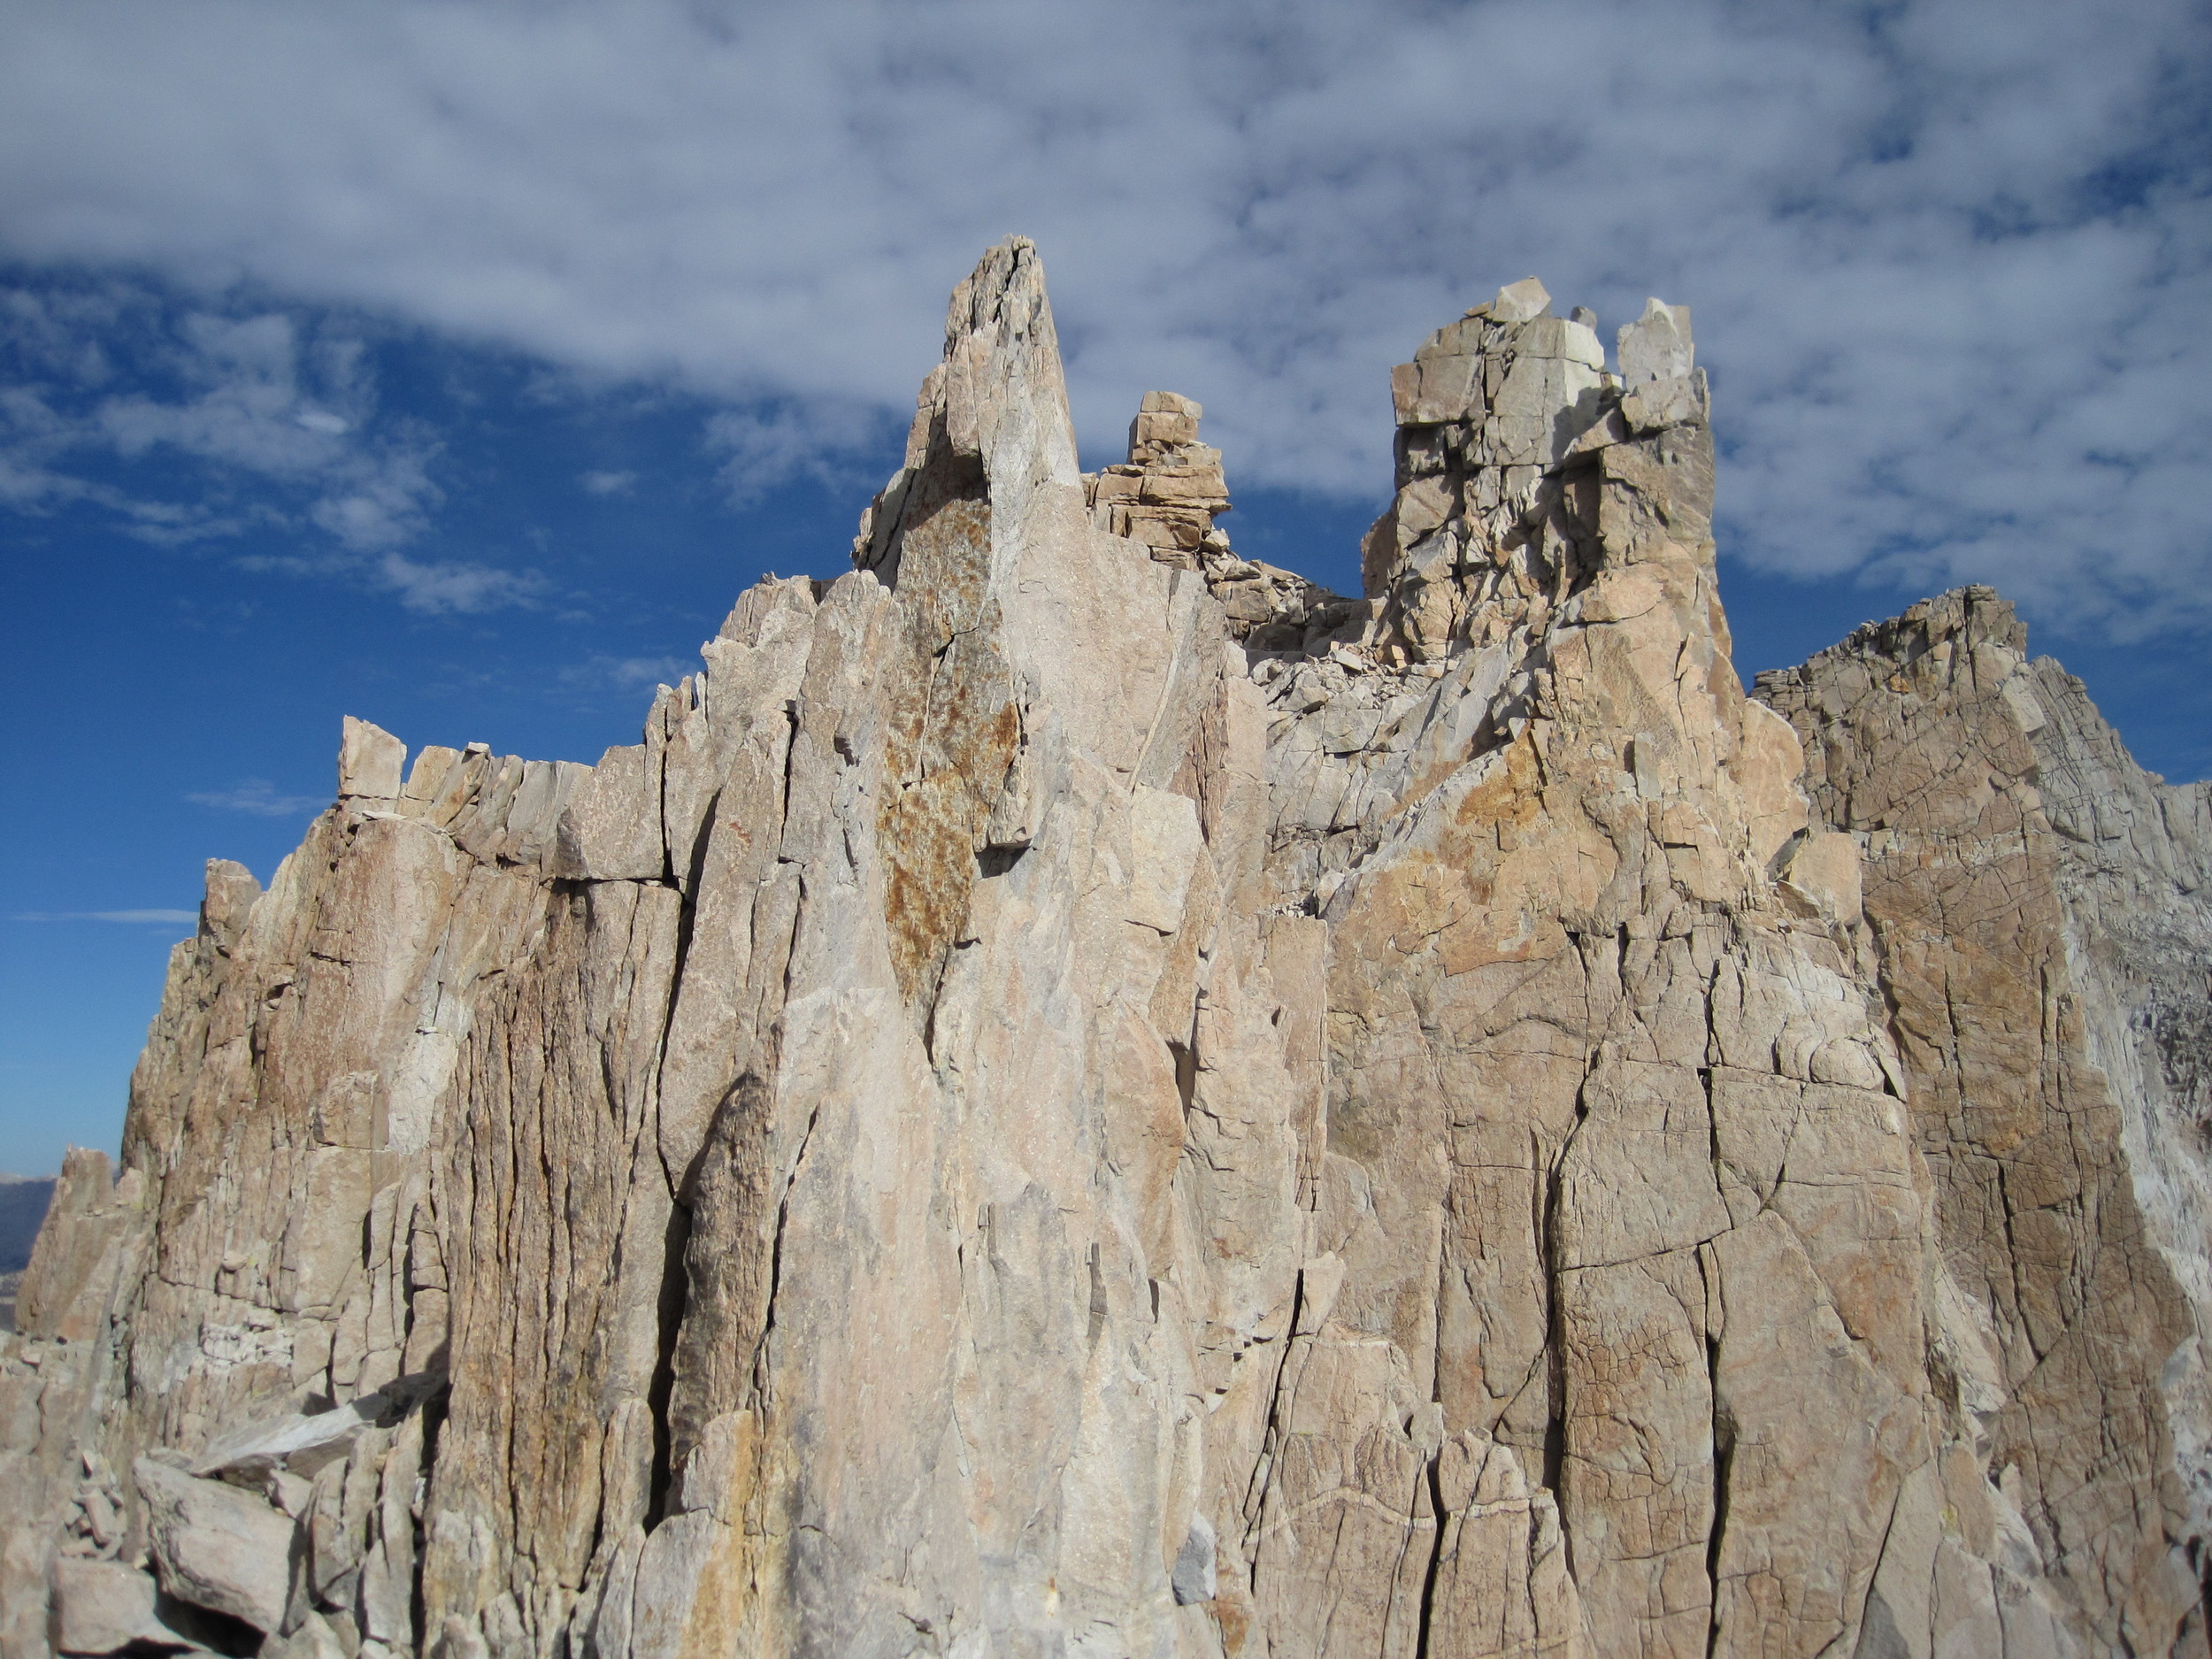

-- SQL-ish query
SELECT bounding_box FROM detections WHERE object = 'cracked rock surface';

[1758,589,2212,1658]
[3,243,2205,1659]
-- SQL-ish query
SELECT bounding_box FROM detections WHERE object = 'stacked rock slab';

[1,241,2205,1659]
[1079,391,1363,654]
[1084,390,1231,566]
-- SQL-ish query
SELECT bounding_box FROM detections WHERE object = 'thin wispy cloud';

[376,551,547,615]
[0,0,2203,634]
[705,399,895,509]
[561,653,695,695]
[14,909,197,925]
[1,287,442,542]
[185,778,323,817]
[579,469,634,496]
[0,276,545,605]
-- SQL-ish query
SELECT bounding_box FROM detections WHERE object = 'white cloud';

[309,442,440,549]
[562,653,695,692]
[704,399,890,507]
[579,468,634,495]
[186,778,324,816]
[375,551,545,614]
[14,910,198,925]
[0,279,452,552]
[0,0,2205,634]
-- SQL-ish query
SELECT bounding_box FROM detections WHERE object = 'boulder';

[49,1559,171,1655]
[135,1457,295,1633]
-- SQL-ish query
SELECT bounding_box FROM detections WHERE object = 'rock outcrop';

[1757,589,2212,1655]
[2,241,2205,1659]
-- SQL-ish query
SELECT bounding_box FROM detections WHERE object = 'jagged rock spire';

[5,247,2205,1659]
[853,235,1079,585]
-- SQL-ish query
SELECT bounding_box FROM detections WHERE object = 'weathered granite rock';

[1078,389,1369,656]
[1758,588,2212,1657]
[1085,389,1232,565]
[136,1455,296,1632]
[1,243,2203,1659]
[47,1557,170,1655]
[0,730,583,1655]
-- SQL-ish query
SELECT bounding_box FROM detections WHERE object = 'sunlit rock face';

[1757,591,2212,1658]
[3,240,2205,1659]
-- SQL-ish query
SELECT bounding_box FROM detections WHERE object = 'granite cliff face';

[1757,593,2212,1655]
[3,241,2206,1659]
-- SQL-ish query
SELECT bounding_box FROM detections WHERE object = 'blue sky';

[3,0,2208,1175]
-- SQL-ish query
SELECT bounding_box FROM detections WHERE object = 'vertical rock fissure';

[2198,1543,2211,1655]
[411,1385,449,1655]
[1412,1447,1448,1659]
[649,785,719,1187]
[1695,997,1730,1652]
[1085,1243,1106,1350]
[1168,1041,1197,1117]
[644,1195,692,1527]
[1992,1164,2045,1367]
[1543,1029,1601,1512]
[1851,1481,1909,1658]
[1702,1264,1731,1659]
[1241,1270,1310,1583]
[753,1094,826,1405]
[1540,1160,1570,1504]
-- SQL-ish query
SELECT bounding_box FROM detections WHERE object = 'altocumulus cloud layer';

[1,0,2208,634]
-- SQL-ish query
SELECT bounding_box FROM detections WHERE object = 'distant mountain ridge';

[0,1175,55,1275]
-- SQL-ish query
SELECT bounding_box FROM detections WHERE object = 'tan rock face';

[1758,587,2212,1657]
[2,246,2203,1659]
[136,1455,296,1632]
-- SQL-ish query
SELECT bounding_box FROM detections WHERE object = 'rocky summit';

[3,238,2207,1659]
